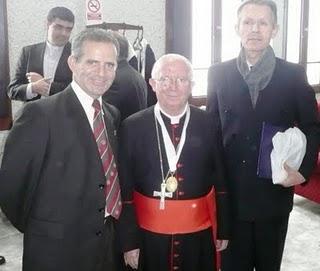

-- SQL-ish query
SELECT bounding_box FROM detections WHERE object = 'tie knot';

[92,99,101,112]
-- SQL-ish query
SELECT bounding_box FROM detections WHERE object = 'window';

[286,0,301,63]
[191,0,212,97]
[167,0,320,98]
[306,0,320,85]
[191,0,241,97]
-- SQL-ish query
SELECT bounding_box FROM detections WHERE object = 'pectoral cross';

[153,183,172,210]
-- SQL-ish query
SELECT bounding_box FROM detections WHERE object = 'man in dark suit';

[118,54,230,271]
[0,28,122,271]
[7,6,74,101]
[103,31,147,121]
[206,1,319,270]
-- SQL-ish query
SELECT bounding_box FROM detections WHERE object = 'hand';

[216,239,229,251]
[26,72,52,97]
[26,72,44,83]
[281,163,306,187]
[31,79,51,96]
[124,249,140,270]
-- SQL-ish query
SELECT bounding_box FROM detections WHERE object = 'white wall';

[7,0,166,77]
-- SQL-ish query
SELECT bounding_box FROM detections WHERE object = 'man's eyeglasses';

[155,76,191,88]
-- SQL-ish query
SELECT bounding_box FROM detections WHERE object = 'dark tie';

[92,99,122,219]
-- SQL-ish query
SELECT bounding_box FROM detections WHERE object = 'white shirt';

[71,81,102,131]
[43,41,64,80]
[26,41,65,100]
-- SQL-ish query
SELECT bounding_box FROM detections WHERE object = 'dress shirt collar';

[71,81,103,129]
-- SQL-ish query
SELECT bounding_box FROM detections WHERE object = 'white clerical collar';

[157,103,189,124]
[46,41,64,53]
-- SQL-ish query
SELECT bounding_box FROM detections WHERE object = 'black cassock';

[118,106,230,271]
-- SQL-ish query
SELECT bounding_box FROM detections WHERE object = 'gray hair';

[151,54,193,80]
[71,28,119,60]
[237,0,277,25]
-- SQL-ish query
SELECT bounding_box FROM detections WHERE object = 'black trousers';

[221,215,289,271]
[96,216,122,271]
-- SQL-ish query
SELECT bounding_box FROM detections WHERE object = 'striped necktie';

[92,99,122,219]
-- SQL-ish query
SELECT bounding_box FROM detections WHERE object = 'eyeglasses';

[155,76,191,88]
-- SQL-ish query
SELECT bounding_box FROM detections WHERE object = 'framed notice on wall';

[86,0,103,25]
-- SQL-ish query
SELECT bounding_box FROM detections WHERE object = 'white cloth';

[271,127,306,185]
[43,41,64,81]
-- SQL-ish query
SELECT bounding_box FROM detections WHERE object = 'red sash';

[133,188,220,268]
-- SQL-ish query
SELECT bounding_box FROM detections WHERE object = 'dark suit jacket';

[7,42,72,101]
[103,59,147,121]
[206,58,319,221]
[0,86,120,271]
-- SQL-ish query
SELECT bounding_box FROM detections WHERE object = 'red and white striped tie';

[92,99,122,219]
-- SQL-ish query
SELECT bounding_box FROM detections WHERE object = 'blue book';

[257,122,287,179]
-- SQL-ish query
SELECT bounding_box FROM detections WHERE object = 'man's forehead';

[161,60,188,71]
[240,4,273,16]
[81,41,117,58]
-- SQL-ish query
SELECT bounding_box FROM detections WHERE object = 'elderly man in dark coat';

[206,1,319,270]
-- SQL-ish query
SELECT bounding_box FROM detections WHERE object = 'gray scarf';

[236,45,276,108]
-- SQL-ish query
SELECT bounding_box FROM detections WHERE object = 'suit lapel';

[27,43,46,75]
[54,43,71,81]
[225,61,254,118]
[63,87,102,161]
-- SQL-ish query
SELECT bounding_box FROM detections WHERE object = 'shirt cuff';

[26,83,38,100]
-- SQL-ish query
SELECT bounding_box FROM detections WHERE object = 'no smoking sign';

[87,0,100,13]
[86,0,103,23]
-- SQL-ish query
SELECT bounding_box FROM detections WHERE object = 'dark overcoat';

[206,58,319,220]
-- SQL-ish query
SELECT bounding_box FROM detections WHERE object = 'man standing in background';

[206,0,319,270]
[103,31,147,121]
[7,6,74,101]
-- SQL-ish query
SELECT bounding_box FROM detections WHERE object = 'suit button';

[242,160,246,164]
[99,184,105,189]
[96,231,102,236]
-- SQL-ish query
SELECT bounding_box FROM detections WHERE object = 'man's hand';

[216,239,229,251]
[26,72,44,83]
[281,163,306,187]
[26,72,51,96]
[124,248,140,270]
